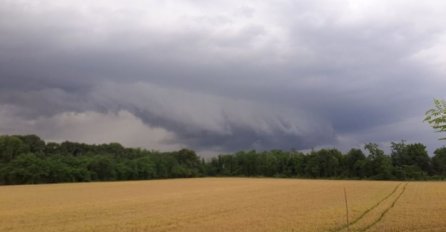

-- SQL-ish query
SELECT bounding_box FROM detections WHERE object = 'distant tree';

[305,152,321,178]
[16,135,46,154]
[59,141,84,156]
[405,143,431,174]
[364,143,393,179]
[235,150,259,176]
[220,154,240,176]
[344,149,366,178]
[175,149,201,170]
[391,141,431,175]
[87,156,116,180]
[268,150,285,176]
[5,153,49,184]
[99,143,125,157]
[424,98,446,140]
[302,149,340,178]
[134,156,156,179]
[319,149,341,177]
[205,157,219,176]
[3,133,446,184]
[152,153,177,178]
[115,161,135,180]
[45,155,73,183]
[45,142,61,155]
[289,151,306,177]
[0,135,28,162]
[432,147,446,176]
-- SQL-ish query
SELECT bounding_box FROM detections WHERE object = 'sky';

[1,0,445,155]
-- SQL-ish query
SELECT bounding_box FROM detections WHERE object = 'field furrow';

[330,183,402,232]
[357,183,408,232]
[341,183,407,232]
[367,182,446,231]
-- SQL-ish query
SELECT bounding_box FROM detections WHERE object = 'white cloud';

[0,106,181,151]
[411,33,446,82]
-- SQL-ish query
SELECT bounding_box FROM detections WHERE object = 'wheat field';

[0,178,444,232]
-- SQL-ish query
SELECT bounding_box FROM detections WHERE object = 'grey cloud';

[1,0,446,154]
[92,82,335,151]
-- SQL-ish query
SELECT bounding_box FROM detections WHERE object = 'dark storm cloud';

[1,0,446,153]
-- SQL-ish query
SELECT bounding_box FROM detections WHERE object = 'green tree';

[45,142,61,155]
[424,98,446,140]
[5,153,49,184]
[318,149,341,177]
[218,154,240,176]
[305,152,320,178]
[391,141,431,174]
[134,156,156,179]
[344,149,366,178]
[432,147,446,177]
[87,156,116,180]
[235,150,259,176]
[289,151,306,177]
[16,135,45,154]
[0,135,28,162]
[364,143,393,179]
[258,152,279,177]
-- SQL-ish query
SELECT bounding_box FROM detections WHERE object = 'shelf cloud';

[1,0,445,154]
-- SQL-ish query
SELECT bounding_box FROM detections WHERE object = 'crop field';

[0,178,445,232]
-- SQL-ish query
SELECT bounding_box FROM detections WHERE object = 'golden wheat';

[368,182,446,232]
[0,178,443,232]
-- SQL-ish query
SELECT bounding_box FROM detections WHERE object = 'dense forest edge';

[0,134,446,185]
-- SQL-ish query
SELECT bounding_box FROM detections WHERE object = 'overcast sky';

[1,0,445,155]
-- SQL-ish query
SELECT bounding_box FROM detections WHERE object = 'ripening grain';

[0,178,444,232]
[369,182,446,232]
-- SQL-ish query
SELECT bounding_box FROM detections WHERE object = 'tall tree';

[391,141,431,179]
[0,136,28,162]
[364,143,393,179]
[16,135,45,154]
[432,147,446,176]
[424,98,446,140]
[344,149,366,178]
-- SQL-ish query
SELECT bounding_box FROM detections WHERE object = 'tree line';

[1,134,446,185]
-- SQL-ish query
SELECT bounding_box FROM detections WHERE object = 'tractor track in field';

[359,183,408,232]
[329,183,405,232]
